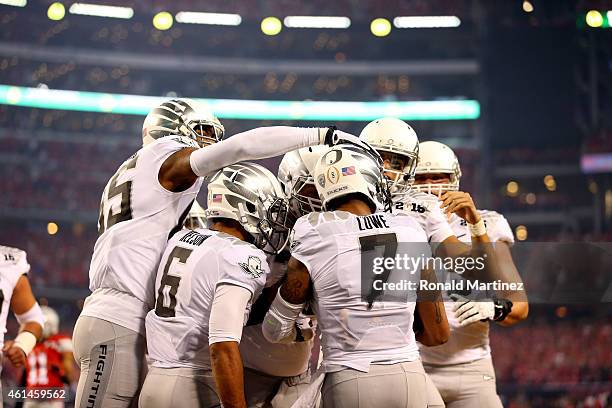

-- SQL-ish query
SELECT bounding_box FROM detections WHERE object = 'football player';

[138,163,289,408]
[25,306,75,408]
[0,246,45,398]
[73,98,341,407]
[262,145,450,407]
[413,141,529,408]
[237,146,328,407]
[184,200,207,230]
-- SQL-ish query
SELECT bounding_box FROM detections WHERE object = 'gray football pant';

[321,360,444,408]
[138,367,220,408]
[424,358,503,408]
[73,315,146,408]
[243,367,311,408]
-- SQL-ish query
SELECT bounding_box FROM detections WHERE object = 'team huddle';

[1,98,528,408]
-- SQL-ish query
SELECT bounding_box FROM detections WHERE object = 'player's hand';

[450,294,494,326]
[2,340,27,367]
[439,191,481,224]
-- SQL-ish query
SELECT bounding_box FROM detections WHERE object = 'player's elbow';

[418,323,450,347]
[499,301,529,327]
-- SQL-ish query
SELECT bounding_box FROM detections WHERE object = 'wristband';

[492,299,513,321]
[13,331,37,355]
[468,218,487,237]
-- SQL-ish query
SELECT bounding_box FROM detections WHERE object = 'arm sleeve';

[190,126,323,177]
[209,284,252,345]
[261,288,304,344]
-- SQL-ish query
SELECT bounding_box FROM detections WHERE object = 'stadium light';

[522,1,534,13]
[153,11,173,30]
[515,225,528,241]
[393,16,461,28]
[261,17,282,35]
[47,222,59,235]
[69,3,134,19]
[283,16,351,29]
[47,2,65,21]
[506,181,519,196]
[585,10,603,27]
[0,84,480,121]
[175,11,242,26]
[371,18,391,37]
[0,0,27,7]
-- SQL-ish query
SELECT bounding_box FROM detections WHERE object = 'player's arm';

[159,126,338,192]
[4,275,44,367]
[61,351,76,383]
[414,267,449,346]
[262,256,312,343]
[492,241,528,326]
[451,242,528,328]
[209,283,252,408]
[436,191,504,281]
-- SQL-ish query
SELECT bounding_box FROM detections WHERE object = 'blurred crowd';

[0,57,476,102]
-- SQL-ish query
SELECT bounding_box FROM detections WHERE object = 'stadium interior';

[0,0,610,407]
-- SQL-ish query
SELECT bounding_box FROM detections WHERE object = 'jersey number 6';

[155,246,193,318]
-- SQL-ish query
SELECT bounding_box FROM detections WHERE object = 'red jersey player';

[25,306,74,408]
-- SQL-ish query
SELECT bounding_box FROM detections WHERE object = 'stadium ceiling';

[0,84,480,121]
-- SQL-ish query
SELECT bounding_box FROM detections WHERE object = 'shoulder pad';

[479,210,504,222]
[0,246,26,266]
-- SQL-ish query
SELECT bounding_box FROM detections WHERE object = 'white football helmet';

[359,117,419,194]
[413,141,461,195]
[314,143,391,212]
[41,306,59,339]
[206,163,293,254]
[184,200,207,230]
[142,98,225,147]
[278,145,329,217]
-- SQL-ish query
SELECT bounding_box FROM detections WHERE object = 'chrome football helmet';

[142,98,224,147]
[206,163,293,254]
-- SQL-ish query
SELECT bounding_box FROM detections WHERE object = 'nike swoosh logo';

[457,233,467,238]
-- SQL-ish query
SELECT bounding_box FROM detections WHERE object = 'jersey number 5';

[98,154,138,235]
[155,247,193,318]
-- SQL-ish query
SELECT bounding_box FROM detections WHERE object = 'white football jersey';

[419,210,514,366]
[0,246,30,349]
[82,136,203,333]
[393,190,454,247]
[291,211,430,373]
[146,228,269,370]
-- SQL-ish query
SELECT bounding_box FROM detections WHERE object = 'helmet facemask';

[184,214,207,230]
[210,164,293,255]
[379,148,419,195]
[412,172,459,196]
[186,119,225,147]
[412,141,462,197]
[291,175,323,216]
